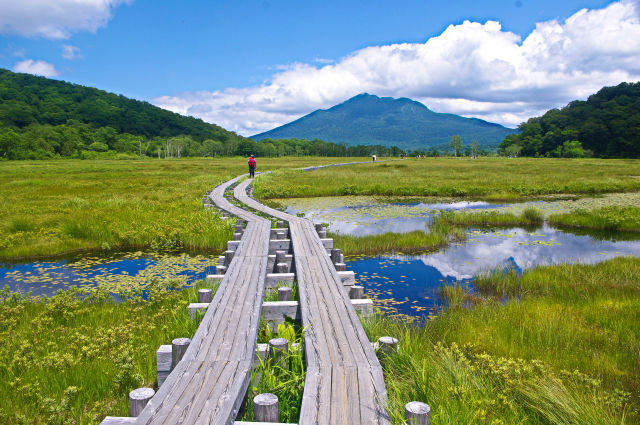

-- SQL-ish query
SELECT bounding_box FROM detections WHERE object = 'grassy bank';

[253,158,640,199]
[362,256,640,424]
[0,280,216,424]
[330,223,465,256]
[435,207,544,228]
[549,206,640,232]
[0,158,350,260]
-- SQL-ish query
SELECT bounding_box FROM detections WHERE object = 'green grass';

[0,279,217,424]
[0,158,354,260]
[549,206,640,232]
[435,207,545,228]
[362,256,640,424]
[253,157,640,199]
[242,322,305,422]
[263,282,299,302]
[330,222,465,256]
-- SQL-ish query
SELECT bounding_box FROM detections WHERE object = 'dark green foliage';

[252,93,516,151]
[499,81,640,158]
[0,69,392,160]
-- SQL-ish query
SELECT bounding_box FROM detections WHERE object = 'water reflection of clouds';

[411,225,640,280]
[285,199,503,236]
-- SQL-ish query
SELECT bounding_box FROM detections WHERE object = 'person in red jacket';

[248,155,256,178]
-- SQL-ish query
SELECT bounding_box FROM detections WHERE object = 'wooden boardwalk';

[133,176,270,425]
[103,170,389,425]
[239,183,390,425]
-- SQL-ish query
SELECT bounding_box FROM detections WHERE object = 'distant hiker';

[372,154,377,162]
[248,155,256,178]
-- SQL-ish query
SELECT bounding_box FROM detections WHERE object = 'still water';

[0,251,216,298]
[347,225,640,318]
[284,197,507,236]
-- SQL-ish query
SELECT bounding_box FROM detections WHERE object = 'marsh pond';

[281,195,640,318]
[2,195,639,318]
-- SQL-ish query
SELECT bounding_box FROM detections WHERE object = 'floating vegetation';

[0,251,216,298]
[276,195,503,236]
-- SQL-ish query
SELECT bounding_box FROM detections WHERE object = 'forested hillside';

[499,82,640,158]
[0,69,397,159]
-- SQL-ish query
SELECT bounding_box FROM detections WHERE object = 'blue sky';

[1,0,639,135]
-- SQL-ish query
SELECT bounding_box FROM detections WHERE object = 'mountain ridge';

[252,93,515,151]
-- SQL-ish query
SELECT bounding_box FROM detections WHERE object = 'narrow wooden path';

[133,176,271,425]
[103,167,390,425]
[239,181,390,425]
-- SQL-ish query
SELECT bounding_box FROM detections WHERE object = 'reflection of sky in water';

[349,225,640,318]
[285,200,505,236]
[0,252,216,298]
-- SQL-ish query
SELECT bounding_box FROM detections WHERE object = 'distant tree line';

[498,81,640,158]
[0,69,405,160]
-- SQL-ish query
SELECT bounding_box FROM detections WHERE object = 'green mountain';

[0,68,248,159]
[252,93,515,151]
[499,81,640,158]
[0,68,242,141]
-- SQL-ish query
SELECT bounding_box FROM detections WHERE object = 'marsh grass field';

[0,157,348,260]
[0,279,216,424]
[363,256,640,424]
[253,157,640,199]
[1,157,640,424]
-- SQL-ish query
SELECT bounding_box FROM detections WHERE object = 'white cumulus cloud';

[0,0,132,39]
[13,59,59,77]
[152,0,640,136]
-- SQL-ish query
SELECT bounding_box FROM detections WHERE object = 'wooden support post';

[198,288,213,303]
[156,345,172,386]
[275,250,287,265]
[330,248,341,264]
[277,220,285,228]
[171,338,191,368]
[235,224,243,233]
[253,393,279,422]
[378,336,398,356]
[340,253,344,263]
[276,230,285,239]
[224,250,234,266]
[349,285,364,299]
[275,262,289,274]
[334,263,347,271]
[222,211,229,217]
[233,232,242,240]
[237,218,244,226]
[405,401,431,425]
[129,388,155,417]
[215,265,227,275]
[278,287,292,301]
[269,337,289,365]
[315,223,324,232]
[318,230,326,238]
